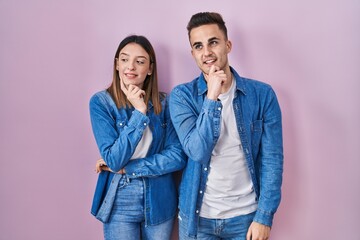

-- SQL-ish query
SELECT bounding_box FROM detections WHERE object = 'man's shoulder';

[171,77,200,95]
[231,67,273,92]
[237,76,275,95]
[174,77,199,89]
[241,76,271,88]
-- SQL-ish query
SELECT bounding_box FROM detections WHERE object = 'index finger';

[209,65,216,75]
[209,65,220,75]
[120,77,129,96]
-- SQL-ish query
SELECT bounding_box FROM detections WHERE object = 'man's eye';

[210,41,218,46]
[194,45,202,50]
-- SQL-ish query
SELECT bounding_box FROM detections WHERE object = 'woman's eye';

[120,58,128,62]
[137,60,145,65]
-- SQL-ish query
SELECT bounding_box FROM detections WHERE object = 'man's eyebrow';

[191,37,220,47]
[192,41,202,47]
[208,37,220,42]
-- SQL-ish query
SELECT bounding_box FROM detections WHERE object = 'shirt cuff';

[127,110,150,133]
[202,97,222,118]
[253,208,274,227]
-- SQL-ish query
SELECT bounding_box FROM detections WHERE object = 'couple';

[89,12,283,240]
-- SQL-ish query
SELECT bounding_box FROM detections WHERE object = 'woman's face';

[116,43,152,89]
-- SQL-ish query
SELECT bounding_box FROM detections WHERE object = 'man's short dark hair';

[187,12,228,40]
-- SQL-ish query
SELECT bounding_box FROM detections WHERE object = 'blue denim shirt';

[89,90,186,225]
[169,67,283,237]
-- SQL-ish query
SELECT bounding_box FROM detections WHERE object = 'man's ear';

[226,40,232,54]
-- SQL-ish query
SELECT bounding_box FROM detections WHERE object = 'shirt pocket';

[151,114,167,134]
[161,121,167,129]
[157,120,167,147]
[118,175,130,189]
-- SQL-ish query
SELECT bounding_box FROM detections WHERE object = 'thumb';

[246,226,252,240]
[120,77,129,95]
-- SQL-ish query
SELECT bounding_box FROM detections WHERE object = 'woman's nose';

[127,61,135,70]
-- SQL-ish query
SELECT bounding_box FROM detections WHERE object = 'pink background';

[1,1,359,239]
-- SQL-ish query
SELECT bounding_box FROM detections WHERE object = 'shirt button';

[199,191,203,194]
[143,123,147,126]
[217,107,221,111]
[196,210,199,214]
[132,173,136,176]
[119,123,123,126]
[204,168,208,171]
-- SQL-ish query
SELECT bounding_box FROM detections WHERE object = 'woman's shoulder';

[90,89,108,100]
[90,90,116,109]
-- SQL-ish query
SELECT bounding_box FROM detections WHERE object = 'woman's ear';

[148,63,153,75]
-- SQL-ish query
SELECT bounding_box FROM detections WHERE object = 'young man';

[169,12,283,240]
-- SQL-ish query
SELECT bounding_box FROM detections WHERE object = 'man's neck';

[220,73,233,94]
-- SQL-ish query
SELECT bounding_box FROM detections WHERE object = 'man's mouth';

[204,59,216,64]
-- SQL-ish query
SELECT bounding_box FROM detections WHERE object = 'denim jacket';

[169,67,283,237]
[89,90,186,225]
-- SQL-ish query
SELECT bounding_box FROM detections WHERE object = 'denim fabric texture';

[103,177,174,240]
[178,211,256,240]
[89,90,186,226]
[169,67,283,238]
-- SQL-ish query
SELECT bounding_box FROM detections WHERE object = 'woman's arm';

[95,158,124,174]
[90,93,149,172]
[124,96,187,177]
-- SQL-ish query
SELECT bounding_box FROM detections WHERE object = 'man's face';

[189,24,232,75]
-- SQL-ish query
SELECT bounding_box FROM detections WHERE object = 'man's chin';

[200,66,211,75]
[201,69,209,76]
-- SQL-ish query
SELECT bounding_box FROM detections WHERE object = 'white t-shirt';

[131,126,152,159]
[200,79,258,219]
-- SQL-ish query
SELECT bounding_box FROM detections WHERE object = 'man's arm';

[253,88,284,227]
[169,87,222,164]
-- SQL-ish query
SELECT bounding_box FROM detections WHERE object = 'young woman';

[89,35,186,240]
